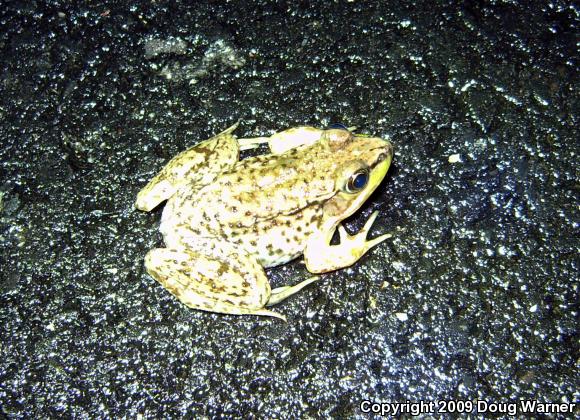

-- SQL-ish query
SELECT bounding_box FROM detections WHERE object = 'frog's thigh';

[135,123,240,211]
[144,247,285,320]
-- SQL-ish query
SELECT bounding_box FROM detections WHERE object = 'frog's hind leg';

[144,247,286,320]
[267,276,321,306]
[237,126,326,154]
[135,123,241,212]
[236,135,271,151]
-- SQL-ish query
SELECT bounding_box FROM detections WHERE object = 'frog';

[135,122,393,321]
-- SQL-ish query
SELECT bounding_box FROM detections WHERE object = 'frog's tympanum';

[135,123,393,320]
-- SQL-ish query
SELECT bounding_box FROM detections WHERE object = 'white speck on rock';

[448,153,462,163]
[395,312,408,321]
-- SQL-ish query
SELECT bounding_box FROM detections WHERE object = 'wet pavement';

[0,1,577,417]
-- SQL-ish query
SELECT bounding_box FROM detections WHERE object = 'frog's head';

[321,128,393,221]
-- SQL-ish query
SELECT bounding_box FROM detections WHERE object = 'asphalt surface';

[0,1,578,418]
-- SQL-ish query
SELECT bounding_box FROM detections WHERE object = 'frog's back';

[161,144,335,266]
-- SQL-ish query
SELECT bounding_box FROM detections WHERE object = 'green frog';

[135,123,393,320]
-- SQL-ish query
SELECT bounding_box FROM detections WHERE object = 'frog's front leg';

[303,211,392,273]
[135,123,240,211]
[145,247,287,320]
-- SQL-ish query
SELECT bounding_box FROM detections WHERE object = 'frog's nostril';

[384,142,394,156]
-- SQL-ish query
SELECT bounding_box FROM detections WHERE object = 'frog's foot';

[135,123,240,212]
[237,126,325,154]
[267,276,320,306]
[145,247,286,321]
[236,136,270,151]
[304,210,392,273]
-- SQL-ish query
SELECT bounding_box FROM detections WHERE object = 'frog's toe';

[247,309,287,321]
[268,276,321,306]
[354,210,393,249]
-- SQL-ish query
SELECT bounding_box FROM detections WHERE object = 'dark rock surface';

[0,1,577,417]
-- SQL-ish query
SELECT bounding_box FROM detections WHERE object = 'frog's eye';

[344,168,369,193]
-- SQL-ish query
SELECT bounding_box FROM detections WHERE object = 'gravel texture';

[0,1,577,418]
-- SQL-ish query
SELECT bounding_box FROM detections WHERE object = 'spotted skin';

[136,124,393,320]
